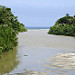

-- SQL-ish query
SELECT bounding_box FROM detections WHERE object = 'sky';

[0,0,75,27]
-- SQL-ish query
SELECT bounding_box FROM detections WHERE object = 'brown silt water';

[0,30,75,75]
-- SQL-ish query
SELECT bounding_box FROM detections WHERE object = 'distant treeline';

[48,14,75,36]
[0,5,27,56]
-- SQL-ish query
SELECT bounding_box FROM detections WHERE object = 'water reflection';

[0,47,19,75]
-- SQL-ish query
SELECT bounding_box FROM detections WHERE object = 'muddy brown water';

[0,30,75,75]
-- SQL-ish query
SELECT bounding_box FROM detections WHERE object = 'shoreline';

[27,29,49,31]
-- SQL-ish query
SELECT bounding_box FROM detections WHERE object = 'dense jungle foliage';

[48,14,75,36]
[0,5,27,56]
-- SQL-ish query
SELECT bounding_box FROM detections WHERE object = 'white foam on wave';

[28,29,49,31]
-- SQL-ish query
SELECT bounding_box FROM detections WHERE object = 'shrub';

[48,14,75,36]
[0,5,27,55]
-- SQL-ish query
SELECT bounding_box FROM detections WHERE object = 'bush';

[48,14,75,36]
[0,5,27,55]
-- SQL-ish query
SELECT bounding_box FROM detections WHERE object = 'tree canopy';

[0,5,27,56]
[48,14,75,36]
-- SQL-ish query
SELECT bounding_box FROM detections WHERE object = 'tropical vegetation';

[0,5,27,56]
[48,14,75,36]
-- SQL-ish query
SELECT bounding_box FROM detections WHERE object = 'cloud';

[0,0,75,27]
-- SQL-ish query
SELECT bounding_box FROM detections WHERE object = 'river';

[0,30,75,75]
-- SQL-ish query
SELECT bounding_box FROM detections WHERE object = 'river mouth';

[0,30,75,75]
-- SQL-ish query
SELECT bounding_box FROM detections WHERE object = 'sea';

[26,27,50,30]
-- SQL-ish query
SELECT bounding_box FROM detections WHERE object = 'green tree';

[48,14,75,37]
[0,5,27,55]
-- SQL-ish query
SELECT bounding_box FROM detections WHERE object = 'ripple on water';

[45,53,75,70]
